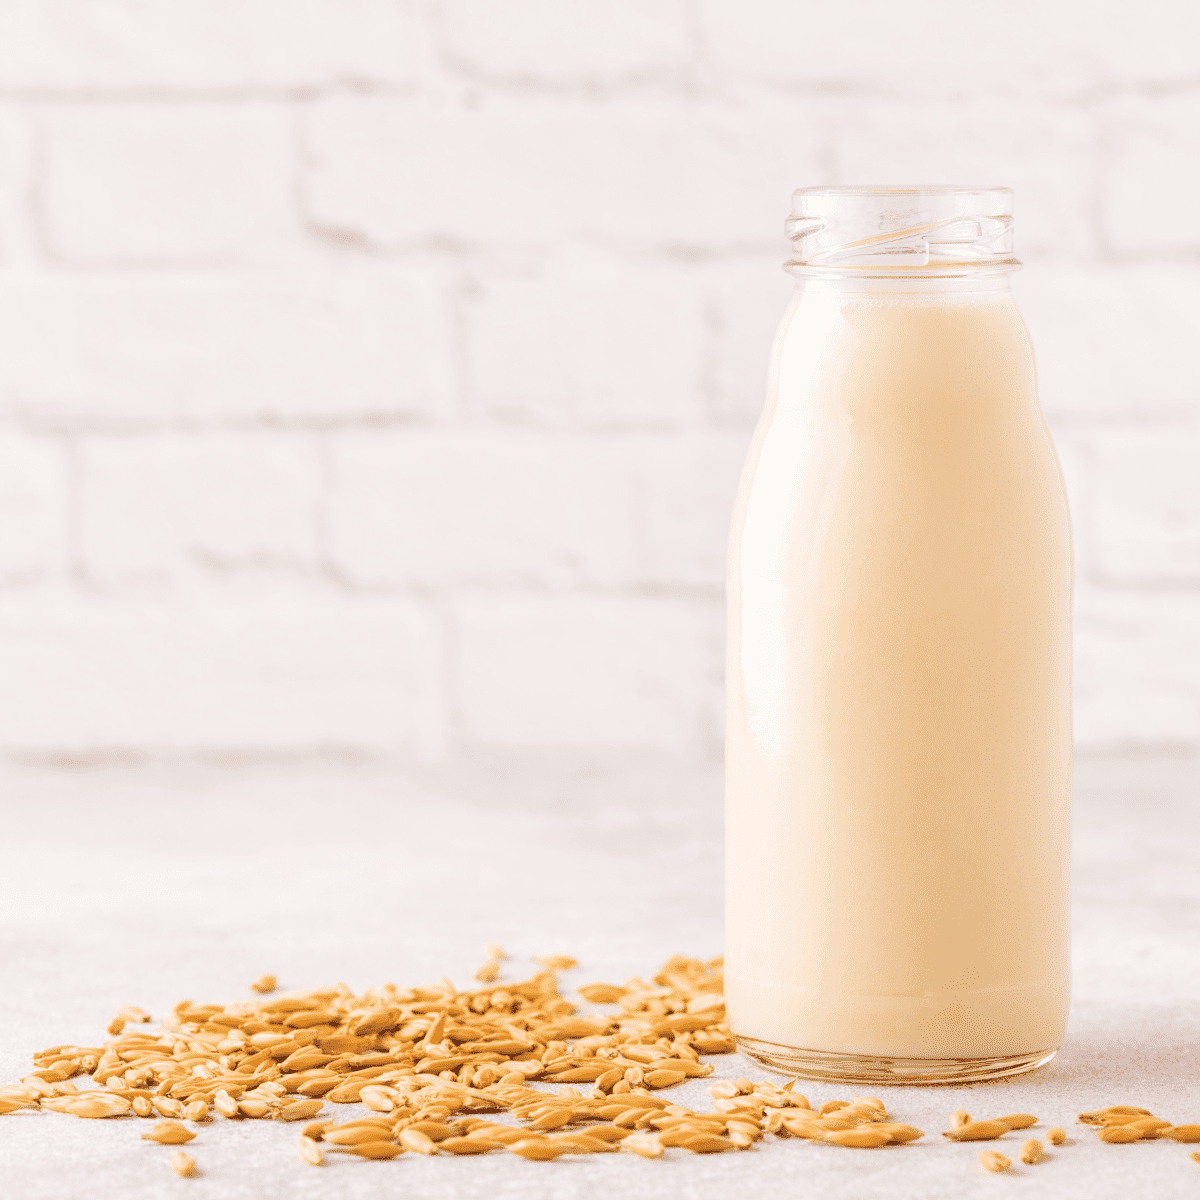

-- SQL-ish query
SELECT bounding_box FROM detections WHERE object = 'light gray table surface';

[2,753,1198,1199]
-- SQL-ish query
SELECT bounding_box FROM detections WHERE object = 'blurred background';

[0,0,1197,794]
[2,16,1199,1197]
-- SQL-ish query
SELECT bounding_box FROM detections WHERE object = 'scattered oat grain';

[143,1121,196,1145]
[350,1142,405,1159]
[1099,1126,1142,1144]
[579,984,627,1003]
[824,1128,891,1148]
[646,1070,687,1088]
[66,1097,127,1119]
[1163,1126,1200,1143]
[446,1136,506,1154]
[681,1134,734,1153]
[535,956,578,971]
[298,1136,323,1165]
[1079,1106,1152,1124]
[169,1151,195,1177]
[622,1132,665,1158]
[509,1138,568,1160]
[875,1124,925,1145]
[399,1128,437,1155]
[943,1121,1010,1142]
[996,1114,1037,1130]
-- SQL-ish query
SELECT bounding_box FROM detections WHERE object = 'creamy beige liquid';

[725,280,1072,1060]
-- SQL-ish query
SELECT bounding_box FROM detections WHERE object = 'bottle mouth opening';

[785,185,1020,277]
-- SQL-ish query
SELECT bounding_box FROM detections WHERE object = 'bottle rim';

[785,185,1021,277]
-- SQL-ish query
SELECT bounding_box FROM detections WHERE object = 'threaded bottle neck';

[785,186,1020,278]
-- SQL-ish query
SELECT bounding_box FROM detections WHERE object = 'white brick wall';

[1104,95,1200,254]
[0,1,421,91]
[42,104,297,263]
[80,434,321,583]
[1015,266,1200,419]
[0,1,1196,766]
[823,100,1098,259]
[698,0,1200,92]
[0,433,68,580]
[1091,428,1200,583]
[0,589,444,756]
[454,595,721,756]
[327,430,641,587]
[462,258,706,427]
[304,99,822,253]
[0,265,454,423]
[435,0,689,85]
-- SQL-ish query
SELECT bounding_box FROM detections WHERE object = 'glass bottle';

[725,187,1072,1084]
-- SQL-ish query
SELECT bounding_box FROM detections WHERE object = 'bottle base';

[736,1036,1058,1086]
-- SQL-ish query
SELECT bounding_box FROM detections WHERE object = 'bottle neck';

[786,186,1020,279]
[792,273,1015,299]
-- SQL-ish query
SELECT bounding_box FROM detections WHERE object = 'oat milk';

[726,263,1072,1074]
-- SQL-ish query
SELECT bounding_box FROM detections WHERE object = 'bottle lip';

[794,184,1012,196]
[785,185,1021,276]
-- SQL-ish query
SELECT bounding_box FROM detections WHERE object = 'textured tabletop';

[2,754,1198,1199]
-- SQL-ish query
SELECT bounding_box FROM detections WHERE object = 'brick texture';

[824,100,1098,259]
[1103,95,1200,255]
[0,589,445,756]
[463,258,707,427]
[43,104,297,263]
[0,106,34,264]
[454,595,721,756]
[0,433,68,579]
[304,98,824,252]
[0,1,1194,763]
[1014,265,1200,419]
[1075,586,1200,748]
[698,0,1200,94]
[435,0,688,86]
[328,430,641,588]
[1090,425,1200,583]
[636,433,748,587]
[0,0,420,91]
[79,434,321,583]
[0,265,454,424]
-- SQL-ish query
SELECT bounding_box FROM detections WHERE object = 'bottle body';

[725,274,1072,1082]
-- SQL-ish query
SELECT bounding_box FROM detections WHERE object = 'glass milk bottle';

[725,187,1072,1084]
